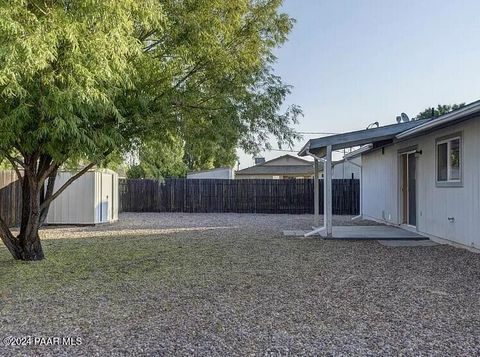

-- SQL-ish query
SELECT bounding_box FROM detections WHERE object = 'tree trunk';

[16,175,45,261]
[0,178,45,261]
[0,154,102,261]
[16,231,44,261]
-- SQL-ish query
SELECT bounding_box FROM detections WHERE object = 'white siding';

[362,148,398,223]
[46,172,95,224]
[332,158,361,179]
[187,168,234,179]
[362,117,480,249]
[46,170,119,225]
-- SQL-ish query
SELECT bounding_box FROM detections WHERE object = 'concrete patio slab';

[284,225,428,240]
[378,239,439,247]
[320,226,427,239]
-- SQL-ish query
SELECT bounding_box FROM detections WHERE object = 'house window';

[436,135,461,185]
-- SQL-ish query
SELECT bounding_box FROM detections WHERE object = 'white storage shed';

[46,169,119,225]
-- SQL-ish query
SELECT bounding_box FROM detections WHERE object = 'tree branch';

[39,169,57,226]
[0,215,19,258]
[172,100,224,111]
[36,154,54,181]
[39,150,112,211]
[39,162,60,186]
[0,149,25,168]
[143,35,167,52]
[2,155,24,184]
[155,62,205,102]
[39,162,96,211]
[137,29,157,42]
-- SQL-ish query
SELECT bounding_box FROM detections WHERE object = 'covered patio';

[297,120,426,238]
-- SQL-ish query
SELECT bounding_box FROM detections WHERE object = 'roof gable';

[236,154,317,175]
[262,154,313,166]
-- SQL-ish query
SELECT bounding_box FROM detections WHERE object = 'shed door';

[99,173,111,222]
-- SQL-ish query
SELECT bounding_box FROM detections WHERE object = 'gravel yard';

[1,213,479,356]
[32,212,380,240]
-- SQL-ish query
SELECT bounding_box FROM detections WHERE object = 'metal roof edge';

[343,144,373,159]
[299,120,424,156]
[396,100,480,139]
[298,141,310,157]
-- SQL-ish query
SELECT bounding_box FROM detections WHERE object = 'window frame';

[435,132,463,187]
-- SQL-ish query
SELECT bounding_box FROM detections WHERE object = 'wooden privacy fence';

[119,178,360,215]
[0,170,22,227]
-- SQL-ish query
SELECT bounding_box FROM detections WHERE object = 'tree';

[126,122,239,179]
[127,136,187,179]
[416,103,466,119]
[0,0,300,260]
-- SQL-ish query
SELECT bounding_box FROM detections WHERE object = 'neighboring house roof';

[299,99,480,158]
[236,154,318,176]
[235,165,315,176]
[187,167,232,175]
[261,154,313,166]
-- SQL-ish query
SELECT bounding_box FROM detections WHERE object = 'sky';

[237,0,480,168]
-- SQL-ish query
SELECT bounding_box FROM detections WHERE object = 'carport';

[297,120,427,238]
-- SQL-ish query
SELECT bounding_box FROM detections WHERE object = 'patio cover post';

[325,145,333,237]
[314,158,320,227]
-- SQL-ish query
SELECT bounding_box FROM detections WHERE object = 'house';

[46,169,119,225]
[235,154,319,179]
[186,167,234,179]
[299,100,480,251]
